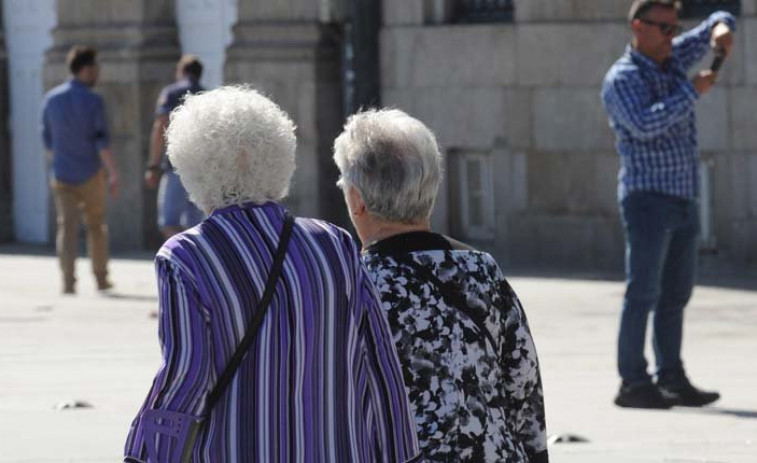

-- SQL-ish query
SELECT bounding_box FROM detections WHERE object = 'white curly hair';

[165,86,297,213]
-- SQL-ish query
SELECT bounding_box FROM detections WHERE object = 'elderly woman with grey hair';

[333,109,549,463]
[123,88,420,463]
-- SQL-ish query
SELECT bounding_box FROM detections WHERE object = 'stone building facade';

[382,0,757,271]
[0,0,345,251]
[0,6,10,243]
[0,0,755,271]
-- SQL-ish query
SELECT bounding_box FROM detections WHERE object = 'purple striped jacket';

[124,202,420,462]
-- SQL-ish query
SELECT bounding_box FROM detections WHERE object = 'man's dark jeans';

[619,191,699,386]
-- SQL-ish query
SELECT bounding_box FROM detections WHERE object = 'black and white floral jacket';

[363,232,548,463]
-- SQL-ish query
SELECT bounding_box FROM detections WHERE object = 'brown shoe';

[63,277,76,295]
[96,278,113,292]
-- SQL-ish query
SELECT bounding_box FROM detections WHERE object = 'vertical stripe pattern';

[124,202,419,462]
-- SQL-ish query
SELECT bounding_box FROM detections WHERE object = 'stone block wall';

[0,20,11,242]
[513,0,630,22]
[381,1,757,270]
[704,15,757,267]
[226,3,347,227]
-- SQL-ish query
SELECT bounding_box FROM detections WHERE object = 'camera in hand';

[710,48,726,72]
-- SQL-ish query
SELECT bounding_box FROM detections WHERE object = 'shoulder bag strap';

[395,254,499,352]
[204,211,295,413]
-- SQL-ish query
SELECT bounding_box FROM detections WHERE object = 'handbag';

[132,212,295,463]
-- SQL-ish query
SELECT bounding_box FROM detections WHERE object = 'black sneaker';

[614,382,672,409]
[658,380,720,407]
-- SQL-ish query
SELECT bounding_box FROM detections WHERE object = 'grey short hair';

[166,86,296,212]
[628,0,680,22]
[333,109,442,224]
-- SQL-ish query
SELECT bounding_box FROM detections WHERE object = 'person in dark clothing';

[601,0,734,409]
[145,55,205,239]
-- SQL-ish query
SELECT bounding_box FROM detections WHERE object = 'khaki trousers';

[50,169,109,287]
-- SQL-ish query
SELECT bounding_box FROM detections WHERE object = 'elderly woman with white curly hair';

[123,87,420,463]
[333,109,549,463]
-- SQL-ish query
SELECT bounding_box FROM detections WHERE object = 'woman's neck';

[361,221,431,249]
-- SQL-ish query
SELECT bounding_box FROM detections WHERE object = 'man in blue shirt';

[601,0,735,409]
[144,55,205,239]
[42,46,120,294]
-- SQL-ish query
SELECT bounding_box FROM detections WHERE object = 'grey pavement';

[0,245,755,462]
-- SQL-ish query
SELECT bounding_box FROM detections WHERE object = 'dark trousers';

[618,191,699,386]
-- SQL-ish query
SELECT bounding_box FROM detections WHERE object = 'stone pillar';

[724,2,757,267]
[44,0,181,251]
[225,0,347,226]
[0,6,12,242]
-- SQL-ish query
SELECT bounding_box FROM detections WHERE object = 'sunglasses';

[639,18,683,37]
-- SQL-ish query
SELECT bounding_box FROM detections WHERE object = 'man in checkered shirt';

[601,0,735,410]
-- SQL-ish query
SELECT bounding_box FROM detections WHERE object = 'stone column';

[44,0,181,250]
[225,0,347,226]
[726,1,757,267]
[0,6,12,242]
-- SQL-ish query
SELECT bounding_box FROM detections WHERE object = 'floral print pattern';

[363,249,548,463]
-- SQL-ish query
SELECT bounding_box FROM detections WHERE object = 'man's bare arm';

[99,148,120,198]
[145,115,169,189]
[711,22,734,57]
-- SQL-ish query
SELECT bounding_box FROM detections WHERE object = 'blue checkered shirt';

[601,11,736,201]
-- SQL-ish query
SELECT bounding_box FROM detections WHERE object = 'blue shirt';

[41,79,110,184]
[155,78,204,117]
[155,78,204,170]
[601,11,736,201]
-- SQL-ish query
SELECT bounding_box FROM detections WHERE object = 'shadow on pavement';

[3,243,755,291]
[0,243,55,257]
[696,275,757,293]
[505,268,757,293]
[102,293,158,302]
[675,406,757,420]
[0,243,157,261]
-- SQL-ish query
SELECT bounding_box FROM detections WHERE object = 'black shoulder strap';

[204,211,295,413]
[395,254,499,352]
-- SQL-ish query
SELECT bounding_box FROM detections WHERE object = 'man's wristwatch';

[146,164,162,173]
